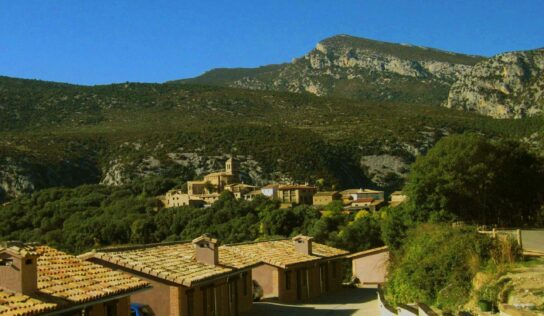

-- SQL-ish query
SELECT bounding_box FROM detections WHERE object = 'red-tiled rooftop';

[88,241,261,287]
[224,239,348,268]
[0,244,149,316]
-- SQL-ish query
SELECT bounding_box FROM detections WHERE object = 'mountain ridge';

[172,35,485,105]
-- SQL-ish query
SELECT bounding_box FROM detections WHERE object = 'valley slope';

[1,75,542,202]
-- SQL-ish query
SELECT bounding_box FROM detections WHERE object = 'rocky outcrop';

[360,155,409,190]
[445,49,544,118]
[180,35,483,105]
[100,153,278,187]
[0,161,37,200]
[0,156,101,202]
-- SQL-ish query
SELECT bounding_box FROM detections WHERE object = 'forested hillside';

[1,76,543,202]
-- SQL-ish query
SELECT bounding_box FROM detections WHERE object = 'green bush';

[385,223,493,311]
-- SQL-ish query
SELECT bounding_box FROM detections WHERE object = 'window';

[25,259,33,265]
[0,259,13,266]
[285,271,292,290]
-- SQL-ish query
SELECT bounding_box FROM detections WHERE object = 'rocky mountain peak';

[176,34,484,105]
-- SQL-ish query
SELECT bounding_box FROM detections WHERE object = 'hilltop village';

[161,158,407,210]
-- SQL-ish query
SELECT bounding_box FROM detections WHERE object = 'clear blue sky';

[1,1,543,85]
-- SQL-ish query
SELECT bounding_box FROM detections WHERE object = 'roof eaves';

[347,246,389,259]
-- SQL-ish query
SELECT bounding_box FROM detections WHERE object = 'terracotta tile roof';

[0,246,148,316]
[347,246,389,259]
[0,288,56,316]
[313,191,340,197]
[340,189,383,195]
[353,198,374,203]
[0,242,39,258]
[224,239,348,269]
[37,246,148,303]
[278,185,316,191]
[205,172,232,177]
[90,242,260,287]
[245,190,262,196]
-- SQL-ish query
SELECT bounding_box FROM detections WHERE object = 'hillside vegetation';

[1,75,543,201]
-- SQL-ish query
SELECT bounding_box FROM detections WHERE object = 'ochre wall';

[252,264,278,298]
[352,251,389,284]
[253,259,345,304]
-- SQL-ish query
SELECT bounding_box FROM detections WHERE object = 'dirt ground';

[504,258,544,309]
[248,287,379,316]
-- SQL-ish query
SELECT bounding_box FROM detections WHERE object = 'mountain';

[1,75,542,202]
[174,35,485,105]
[445,48,544,118]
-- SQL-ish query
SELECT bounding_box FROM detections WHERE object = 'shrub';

[385,223,493,311]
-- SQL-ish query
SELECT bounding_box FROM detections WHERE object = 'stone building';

[187,158,240,195]
[164,189,205,208]
[312,191,342,206]
[340,189,385,203]
[224,235,348,303]
[389,191,408,207]
[84,235,260,316]
[277,185,317,206]
[224,183,258,199]
[163,158,246,208]
[0,241,148,316]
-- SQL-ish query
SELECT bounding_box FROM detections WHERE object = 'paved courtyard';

[248,287,379,316]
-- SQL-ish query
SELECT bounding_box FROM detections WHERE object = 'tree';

[336,214,383,252]
[404,134,544,226]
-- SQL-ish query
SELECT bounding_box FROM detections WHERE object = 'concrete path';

[247,287,379,316]
[522,229,544,253]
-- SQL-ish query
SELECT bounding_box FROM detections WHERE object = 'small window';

[285,271,292,290]
[25,259,33,265]
[0,259,13,266]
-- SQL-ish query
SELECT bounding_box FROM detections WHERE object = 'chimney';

[192,235,219,266]
[0,241,39,295]
[292,235,313,255]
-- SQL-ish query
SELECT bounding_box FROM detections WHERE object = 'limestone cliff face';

[100,152,275,187]
[180,35,483,105]
[445,49,544,118]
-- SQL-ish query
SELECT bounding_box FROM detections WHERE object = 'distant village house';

[312,191,342,206]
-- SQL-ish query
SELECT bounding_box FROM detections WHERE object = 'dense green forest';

[0,178,383,254]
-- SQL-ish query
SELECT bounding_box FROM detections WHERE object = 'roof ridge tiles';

[94,240,193,253]
[223,237,288,247]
